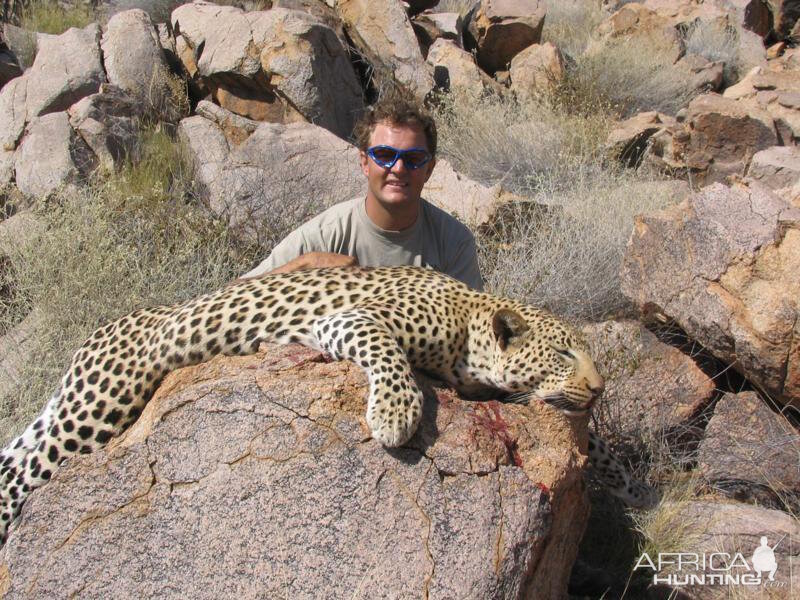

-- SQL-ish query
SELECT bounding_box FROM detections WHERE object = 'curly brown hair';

[352,90,437,156]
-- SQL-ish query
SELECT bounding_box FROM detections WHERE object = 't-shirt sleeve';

[447,229,484,291]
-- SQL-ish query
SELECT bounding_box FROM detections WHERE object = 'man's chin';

[379,191,415,205]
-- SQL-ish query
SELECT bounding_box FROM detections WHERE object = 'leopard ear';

[492,309,529,351]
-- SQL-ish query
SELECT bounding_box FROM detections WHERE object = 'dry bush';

[682,19,759,86]
[562,37,700,118]
[477,177,678,322]
[541,0,606,58]
[434,90,613,196]
[0,128,258,447]
[433,89,678,321]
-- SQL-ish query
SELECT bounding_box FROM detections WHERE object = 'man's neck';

[364,195,421,231]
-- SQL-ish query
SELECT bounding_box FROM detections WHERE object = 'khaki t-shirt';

[243,196,483,290]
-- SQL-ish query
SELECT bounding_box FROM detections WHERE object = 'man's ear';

[360,150,369,177]
[492,309,529,351]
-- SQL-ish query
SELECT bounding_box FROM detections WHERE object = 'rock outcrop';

[67,85,142,172]
[0,343,590,599]
[509,42,565,101]
[582,320,715,442]
[464,0,547,74]
[697,391,800,508]
[178,112,363,242]
[621,181,800,409]
[172,1,363,139]
[426,38,502,99]
[102,8,183,122]
[24,23,105,120]
[14,112,95,197]
[337,0,434,99]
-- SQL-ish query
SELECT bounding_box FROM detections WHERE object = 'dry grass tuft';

[434,90,613,195]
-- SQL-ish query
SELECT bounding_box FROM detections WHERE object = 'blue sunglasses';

[367,145,432,170]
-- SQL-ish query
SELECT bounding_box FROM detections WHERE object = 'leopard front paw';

[366,390,423,447]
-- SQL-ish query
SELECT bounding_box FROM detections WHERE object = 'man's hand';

[272,252,358,274]
[290,252,358,273]
[231,253,357,286]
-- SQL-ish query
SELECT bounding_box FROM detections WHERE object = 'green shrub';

[20,0,95,34]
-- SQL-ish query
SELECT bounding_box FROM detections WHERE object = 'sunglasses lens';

[371,147,398,166]
[403,151,429,168]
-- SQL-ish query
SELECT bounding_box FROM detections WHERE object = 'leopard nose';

[589,379,605,397]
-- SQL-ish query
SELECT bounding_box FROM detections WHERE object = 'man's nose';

[391,157,409,172]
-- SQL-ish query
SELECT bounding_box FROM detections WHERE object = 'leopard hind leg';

[0,390,60,544]
[313,308,423,447]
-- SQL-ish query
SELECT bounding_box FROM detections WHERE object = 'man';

[241,93,483,290]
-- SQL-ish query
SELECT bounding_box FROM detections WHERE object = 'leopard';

[0,266,657,545]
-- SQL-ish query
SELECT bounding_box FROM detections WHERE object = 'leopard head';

[488,307,604,416]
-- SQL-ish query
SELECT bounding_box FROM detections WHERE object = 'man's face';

[359,120,436,215]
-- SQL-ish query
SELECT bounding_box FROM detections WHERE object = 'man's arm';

[449,239,483,291]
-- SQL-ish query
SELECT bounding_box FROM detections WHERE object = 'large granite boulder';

[0,75,27,152]
[582,320,715,443]
[724,65,800,145]
[172,1,363,139]
[426,38,502,99]
[509,42,565,101]
[14,112,96,197]
[464,0,546,74]
[337,0,434,99]
[680,93,779,185]
[0,343,591,599]
[24,23,105,120]
[621,181,800,409]
[102,9,184,123]
[697,391,800,509]
[179,112,363,243]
